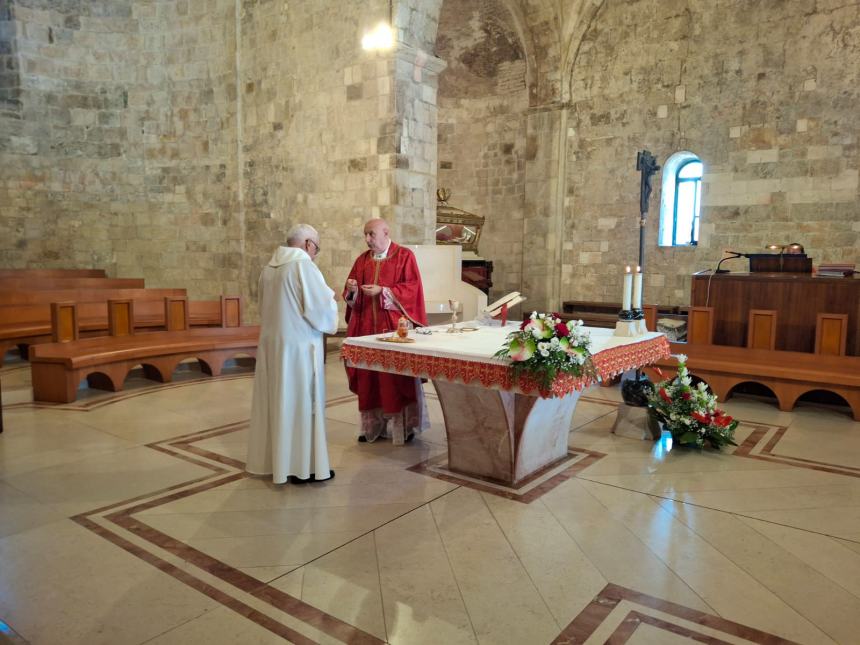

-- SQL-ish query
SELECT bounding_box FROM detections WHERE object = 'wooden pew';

[0,294,239,364]
[0,287,186,307]
[30,326,259,403]
[645,342,860,421]
[0,268,106,279]
[0,277,145,290]
[0,288,186,363]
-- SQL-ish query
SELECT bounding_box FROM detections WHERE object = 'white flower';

[676,353,688,364]
[530,311,537,320]
[538,313,545,319]
[697,382,708,392]
[680,376,692,386]
[531,328,542,339]
[550,337,560,346]
[539,349,550,357]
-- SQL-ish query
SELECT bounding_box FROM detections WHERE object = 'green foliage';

[494,312,594,392]
[646,355,738,450]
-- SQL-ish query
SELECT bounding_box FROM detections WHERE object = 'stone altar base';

[432,380,582,486]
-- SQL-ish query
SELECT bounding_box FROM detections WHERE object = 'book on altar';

[482,292,526,318]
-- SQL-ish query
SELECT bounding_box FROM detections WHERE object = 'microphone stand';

[715,251,743,274]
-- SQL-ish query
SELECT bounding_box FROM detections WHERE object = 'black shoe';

[290,470,335,484]
[405,431,415,443]
[357,435,368,443]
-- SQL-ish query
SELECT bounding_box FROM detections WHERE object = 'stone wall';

[436,0,529,302]
[0,0,241,296]
[237,0,442,319]
[565,0,860,307]
[3,0,858,318]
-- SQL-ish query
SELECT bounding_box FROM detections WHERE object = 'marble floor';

[2,352,860,644]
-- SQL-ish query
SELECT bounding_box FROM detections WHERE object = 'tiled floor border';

[72,419,387,644]
[58,391,819,643]
[71,420,797,645]
[580,395,860,480]
[553,582,800,644]
[407,448,606,503]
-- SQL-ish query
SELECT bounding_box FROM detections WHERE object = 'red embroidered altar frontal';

[341,325,670,398]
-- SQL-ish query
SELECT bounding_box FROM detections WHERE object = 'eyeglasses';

[307,239,320,254]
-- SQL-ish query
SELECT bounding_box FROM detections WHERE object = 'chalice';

[447,299,461,333]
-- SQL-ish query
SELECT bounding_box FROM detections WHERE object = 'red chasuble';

[343,243,427,417]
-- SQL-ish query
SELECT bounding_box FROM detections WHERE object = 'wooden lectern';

[691,272,859,355]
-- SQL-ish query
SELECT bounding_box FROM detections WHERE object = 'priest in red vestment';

[344,218,429,445]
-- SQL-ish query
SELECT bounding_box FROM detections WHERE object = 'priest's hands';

[360,284,382,297]
[346,279,358,294]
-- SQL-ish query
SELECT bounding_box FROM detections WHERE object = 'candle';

[632,265,643,310]
[622,265,632,311]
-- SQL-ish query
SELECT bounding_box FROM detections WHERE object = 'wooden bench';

[645,342,860,421]
[0,268,106,278]
[561,300,671,330]
[0,277,146,290]
[30,326,260,403]
[0,288,187,363]
[0,291,239,365]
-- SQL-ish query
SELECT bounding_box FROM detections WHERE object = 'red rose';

[681,391,692,400]
[659,388,672,403]
[692,411,711,424]
[712,410,733,427]
[554,322,569,337]
[520,319,530,330]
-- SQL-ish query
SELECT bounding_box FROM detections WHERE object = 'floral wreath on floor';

[494,312,594,391]
[646,354,738,449]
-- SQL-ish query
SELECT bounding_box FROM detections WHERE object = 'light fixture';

[361,22,394,50]
[361,0,395,51]
[765,242,805,255]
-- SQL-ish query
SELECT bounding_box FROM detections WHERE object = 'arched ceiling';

[420,0,604,106]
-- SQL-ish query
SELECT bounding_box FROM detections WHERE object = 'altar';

[341,325,669,487]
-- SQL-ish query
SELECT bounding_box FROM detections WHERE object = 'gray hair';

[286,223,319,247]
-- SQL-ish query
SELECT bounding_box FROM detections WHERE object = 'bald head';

[363,218,390,254]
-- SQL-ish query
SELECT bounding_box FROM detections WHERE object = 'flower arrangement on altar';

[646,354,738,450]
[494,312,593,390]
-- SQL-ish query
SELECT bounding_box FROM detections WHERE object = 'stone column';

[522,103,567,312]
[388,43,446,244]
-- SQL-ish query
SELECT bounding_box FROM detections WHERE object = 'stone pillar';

[388,43,446,244]
[522,103,567,312]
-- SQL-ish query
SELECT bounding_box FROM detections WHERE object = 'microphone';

[715,250,745,274]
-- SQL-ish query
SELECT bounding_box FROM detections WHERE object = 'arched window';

[659,152,703,247]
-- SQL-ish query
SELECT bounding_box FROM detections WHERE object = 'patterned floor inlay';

[581,395,860,479]
[734,424,860,478]
[71,420,388,644]
[554,583,800,644]
[408,447,606,503]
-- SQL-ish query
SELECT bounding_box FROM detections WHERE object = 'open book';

[483,292,526,317]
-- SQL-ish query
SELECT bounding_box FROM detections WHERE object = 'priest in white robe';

[246,224,338,484]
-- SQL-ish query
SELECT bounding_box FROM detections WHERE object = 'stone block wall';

[435,0,529,303]
[0,0,241,298]
[565,0,860,307]
[237,0,440,319]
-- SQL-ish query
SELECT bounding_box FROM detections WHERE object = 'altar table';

[342,324,669,486]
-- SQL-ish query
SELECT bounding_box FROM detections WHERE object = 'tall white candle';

[622,265,632,310]
[632,265,643,309]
